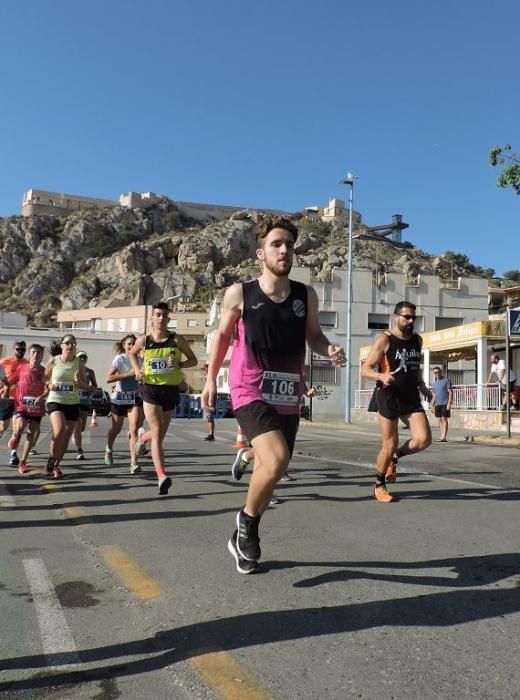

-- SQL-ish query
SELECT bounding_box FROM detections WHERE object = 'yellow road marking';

[191,648,273,700]
[41,483,60,493]
[64,505,87,520]
[100,545,165,599]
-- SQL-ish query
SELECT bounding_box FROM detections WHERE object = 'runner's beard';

[402,324,414,337]
[264,258,292,277]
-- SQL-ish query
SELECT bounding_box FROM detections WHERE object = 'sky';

[0,0,518,276]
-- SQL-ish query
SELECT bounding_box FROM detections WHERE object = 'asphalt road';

[0,417,519,699]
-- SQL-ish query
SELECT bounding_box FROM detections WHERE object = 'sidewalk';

[299,417,520,448]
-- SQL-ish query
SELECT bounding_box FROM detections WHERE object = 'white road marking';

[0,479,16,506]
[23,558,80,669]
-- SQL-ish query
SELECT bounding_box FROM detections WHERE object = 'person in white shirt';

[487,354,518,410]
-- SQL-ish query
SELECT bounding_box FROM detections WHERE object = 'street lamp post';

[339,172,356,424]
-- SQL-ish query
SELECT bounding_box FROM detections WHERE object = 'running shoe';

[236,509,261,561]
[385,453,398,483]
[227,530,259,574]
[8,436,19,450]
[53,466,64,479]
[135,427,146,456]
[130,463,141,474]
[137,443,148,457]
[269,496,281,506]
[204,434,215,442]
[18,462,28,474]
[158,475,172,495]
[9,453,19,467]
[45,459,55,475]
[30,448,37,456]
[104,449,113,466]
[76,449,86,460]
[374,485,396,503]
[231,448,250,481]
[280,472,296,481]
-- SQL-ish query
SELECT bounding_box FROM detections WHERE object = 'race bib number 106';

[261,371,300,406]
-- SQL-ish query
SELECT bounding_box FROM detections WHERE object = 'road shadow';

[1,561,519,692]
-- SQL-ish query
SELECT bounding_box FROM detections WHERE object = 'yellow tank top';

[142,333,184,386]
[47,357,80,405]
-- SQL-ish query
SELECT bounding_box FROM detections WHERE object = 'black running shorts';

[47,402,80,422]
[0,399,16,421]
[15,411,43,424]
[142,384,180,412]
[372,387,424,421]
[434,405,451,418]
[234,400,300,457]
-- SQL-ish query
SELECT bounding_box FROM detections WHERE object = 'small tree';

[489,145,520,195]
[503,270,520,283]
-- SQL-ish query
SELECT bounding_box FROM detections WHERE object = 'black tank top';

[242,279,307,372]
[377,331,422,396]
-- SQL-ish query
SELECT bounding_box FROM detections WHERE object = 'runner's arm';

[172,334,198,369]
[361,335,393,386]
[305,287,346,367]
[201,284,242,410]
[128,334,146,381]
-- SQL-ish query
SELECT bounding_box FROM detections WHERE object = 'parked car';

[88,389,111,416]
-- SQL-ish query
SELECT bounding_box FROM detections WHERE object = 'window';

[187,319,197,327]
[368,313,390,330]
[305,364,337,385]
[107,319,114,332]
[118,318,126,332]
[205,319,211,327]
[319,311,337,328]
[435,317,463,331]
[93,318,101,332]
[131,317,139,331]
[169,320,178,328]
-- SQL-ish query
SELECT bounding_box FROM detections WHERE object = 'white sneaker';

[135,427,146,458]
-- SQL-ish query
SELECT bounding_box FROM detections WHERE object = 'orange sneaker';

[385,454,398,482]
[374,485,396,502]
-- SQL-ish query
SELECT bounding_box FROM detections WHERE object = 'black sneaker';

[228,530,259,574]
[231,447,250,481]
[204,434,215,442]
[236,509,261,561]
[158,476,172,495]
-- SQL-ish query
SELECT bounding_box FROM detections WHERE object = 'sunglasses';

[62,341,76,346]
[14,347,26,352]
[398,314,416,321]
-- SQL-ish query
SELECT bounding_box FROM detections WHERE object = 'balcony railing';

[355,384,502,411]
[440,277,461,290]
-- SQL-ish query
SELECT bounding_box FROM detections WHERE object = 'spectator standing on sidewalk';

[431,366,452,442]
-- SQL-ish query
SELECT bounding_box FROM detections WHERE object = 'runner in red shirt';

[8,344,48,474]
[0,340,29,462]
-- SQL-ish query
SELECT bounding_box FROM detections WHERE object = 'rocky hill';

[0,198,497,326]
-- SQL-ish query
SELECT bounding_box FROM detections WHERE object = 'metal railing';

[355,384,502,411]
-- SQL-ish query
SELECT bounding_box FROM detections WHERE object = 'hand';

[379,372,394,387]
[306,387,317,398]
[167,353,180,369]
[201,379,217,412]
[328,344,346,367]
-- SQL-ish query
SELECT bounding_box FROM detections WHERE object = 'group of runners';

[1,216,442,574]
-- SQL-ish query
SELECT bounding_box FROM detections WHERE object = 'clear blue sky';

[1,0,518,276]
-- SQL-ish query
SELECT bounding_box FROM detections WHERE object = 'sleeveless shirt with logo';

[47,357,80,405]
[142,333,184,386]
[229,279,307,415]
[14,364,47,417]
[377,331,423,401]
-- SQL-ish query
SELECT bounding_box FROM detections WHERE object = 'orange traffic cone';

[90,409,98,428]
[234,424,248,449]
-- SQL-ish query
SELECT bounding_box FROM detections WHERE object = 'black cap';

[14,341,26,349]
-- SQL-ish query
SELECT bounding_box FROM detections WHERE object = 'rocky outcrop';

[0,199,493,325]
